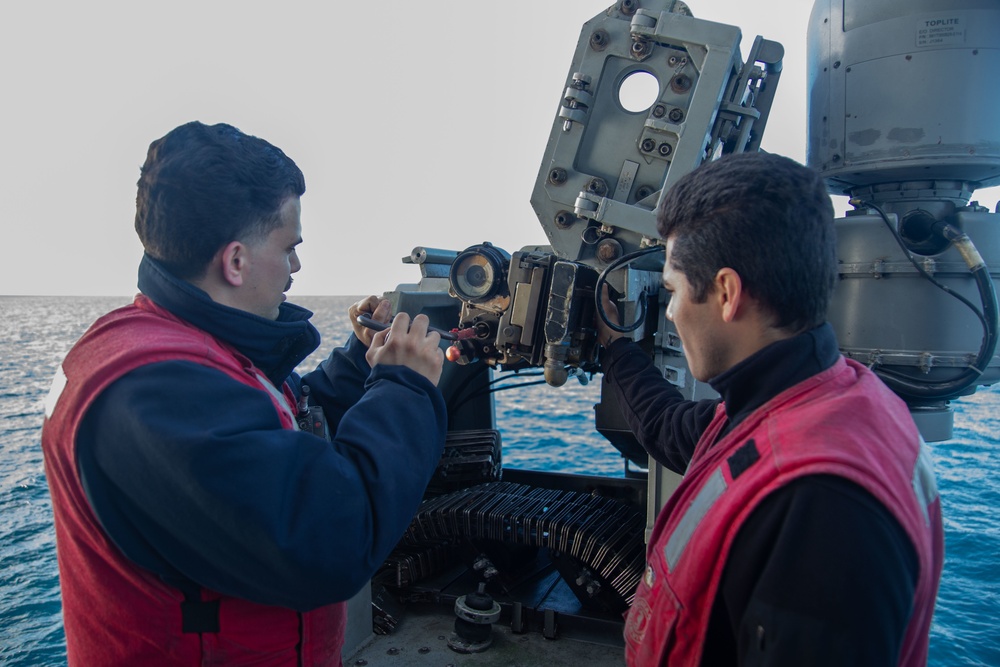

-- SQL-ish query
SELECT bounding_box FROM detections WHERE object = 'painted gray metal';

[807,0,1000,193]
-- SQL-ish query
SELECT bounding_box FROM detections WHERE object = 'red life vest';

[624,357,944,666]
[41,295,346,666]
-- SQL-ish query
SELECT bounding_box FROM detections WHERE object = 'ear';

[219,240,247,287]
[714,267,743,323]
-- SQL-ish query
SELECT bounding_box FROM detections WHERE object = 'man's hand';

[365,313,445,386]
[349,295,391,348]
[596,284,625,348]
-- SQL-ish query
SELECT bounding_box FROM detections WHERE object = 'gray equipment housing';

[808,0,1000,440]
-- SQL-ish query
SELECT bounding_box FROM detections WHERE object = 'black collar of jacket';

[136,253,321,386]
[708,323,840,433]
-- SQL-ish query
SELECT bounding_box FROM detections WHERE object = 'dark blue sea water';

[1,295,997,666]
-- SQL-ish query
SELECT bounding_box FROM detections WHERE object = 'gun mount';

[349,0,1000,660]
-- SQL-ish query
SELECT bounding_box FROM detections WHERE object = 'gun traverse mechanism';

[350,0,1000,660]
[359,0,784,649]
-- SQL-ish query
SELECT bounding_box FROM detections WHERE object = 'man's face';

[662,238,726,382]
[239,197,302,320]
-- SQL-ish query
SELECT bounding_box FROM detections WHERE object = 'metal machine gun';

[370,0,784,634]
[436,0,783,392]
[356,0,1000,654]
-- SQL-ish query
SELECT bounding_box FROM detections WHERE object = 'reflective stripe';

[254,372,299,430]
[911,437,939,525]
[665,467,727,570]
[44,364,68,419]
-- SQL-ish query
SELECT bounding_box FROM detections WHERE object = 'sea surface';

[1,295,997,666]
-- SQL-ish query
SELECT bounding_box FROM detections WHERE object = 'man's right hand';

[365,312,444,386]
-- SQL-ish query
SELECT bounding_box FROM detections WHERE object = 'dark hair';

[134,121,305,280]
[656,152,836,332]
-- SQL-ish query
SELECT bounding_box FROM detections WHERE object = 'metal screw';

[586,178,608,196]
[590,29,609,51]
[670,74,692,93]
[554,211,576,229]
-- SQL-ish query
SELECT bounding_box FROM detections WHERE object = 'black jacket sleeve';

[76,349,446,611]
[601,338,719,473]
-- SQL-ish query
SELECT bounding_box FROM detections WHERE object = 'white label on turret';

[916,16,965,48]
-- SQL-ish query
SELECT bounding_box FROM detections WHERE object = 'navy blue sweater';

[76,255,447,610]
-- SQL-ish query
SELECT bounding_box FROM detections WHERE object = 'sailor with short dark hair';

[42,121,447,666]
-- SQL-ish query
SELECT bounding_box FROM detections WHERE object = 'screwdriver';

[356,314,459,341]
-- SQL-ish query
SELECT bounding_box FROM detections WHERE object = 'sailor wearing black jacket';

[603,325,919,665]
[42,121,446,665]
[598,152,942,666]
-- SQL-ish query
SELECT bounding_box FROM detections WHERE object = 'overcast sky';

[2,1,997,296]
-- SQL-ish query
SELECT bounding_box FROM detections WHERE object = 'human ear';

[220,241,246,287]
[715,268,743,323]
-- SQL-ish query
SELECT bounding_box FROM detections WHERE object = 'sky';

[2,1,998,296]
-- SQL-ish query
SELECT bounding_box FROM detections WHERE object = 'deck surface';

[347,602,626,666]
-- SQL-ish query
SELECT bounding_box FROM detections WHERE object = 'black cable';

[857,200,998,399]
[484,370,544,387]
[450,372,550,414]
[864,201,987,330]
[594,246,665,333]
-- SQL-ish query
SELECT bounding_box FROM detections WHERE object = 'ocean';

[1,295,997,666]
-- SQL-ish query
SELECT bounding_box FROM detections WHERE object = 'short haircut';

[656,152,836,332]
[134,121,305,280]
